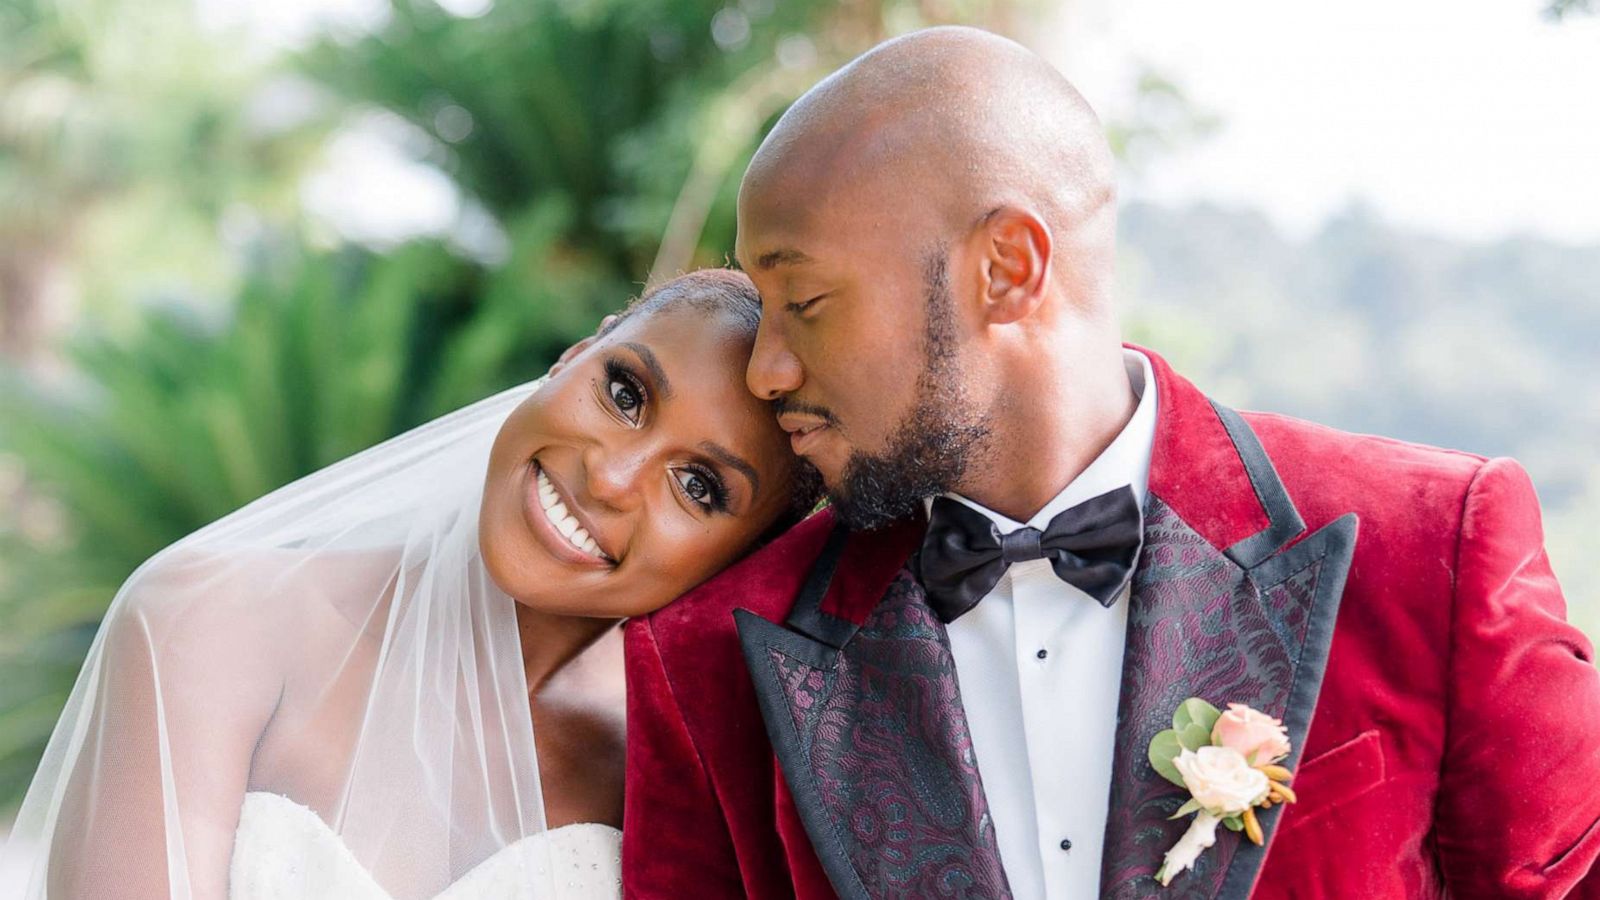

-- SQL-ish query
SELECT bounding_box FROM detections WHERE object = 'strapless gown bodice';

[229,792,621,899]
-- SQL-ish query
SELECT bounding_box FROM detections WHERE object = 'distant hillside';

[1118,201,1599,637]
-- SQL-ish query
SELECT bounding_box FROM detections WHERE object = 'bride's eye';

[603,361,646,424]
[610,379,641,412]
[673,466,729,513]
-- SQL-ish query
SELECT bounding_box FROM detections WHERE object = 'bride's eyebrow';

[699,441,759,496]
[620,342,673,399]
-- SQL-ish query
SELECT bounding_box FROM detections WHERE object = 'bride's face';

[480,305,801,618]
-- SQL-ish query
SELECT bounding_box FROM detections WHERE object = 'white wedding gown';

[229,793,622,900]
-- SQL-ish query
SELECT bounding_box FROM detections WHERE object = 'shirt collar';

[928,348,1159,535]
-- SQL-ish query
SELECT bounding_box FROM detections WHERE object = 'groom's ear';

[976,206,1053,325]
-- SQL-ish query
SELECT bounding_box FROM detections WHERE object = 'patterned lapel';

[1098,399,1358,900]
[737,525,1011,900]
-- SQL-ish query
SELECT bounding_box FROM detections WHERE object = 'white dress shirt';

[939,349,1158,899]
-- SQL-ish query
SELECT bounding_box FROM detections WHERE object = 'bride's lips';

[520,459,616,569]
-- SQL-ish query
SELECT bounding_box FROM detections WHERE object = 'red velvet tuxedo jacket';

[623,347,1600,899]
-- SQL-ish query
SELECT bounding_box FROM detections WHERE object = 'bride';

[0,269,818,900]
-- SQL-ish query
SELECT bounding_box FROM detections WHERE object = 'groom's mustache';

[771,397,841,429]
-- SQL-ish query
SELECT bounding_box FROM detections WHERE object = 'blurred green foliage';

[301,0,812,271]
[0,0,329,353]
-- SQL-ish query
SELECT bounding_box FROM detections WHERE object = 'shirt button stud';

[1060,838,1072,852]
[1036,648,1049,660]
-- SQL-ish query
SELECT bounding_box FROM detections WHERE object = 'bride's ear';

[548,314,618,376]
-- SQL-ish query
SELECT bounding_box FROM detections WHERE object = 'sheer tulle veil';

[1,378,562,899]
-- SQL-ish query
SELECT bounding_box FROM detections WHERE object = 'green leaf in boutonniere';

[1148,729,1186,787]
[1176,722,1212,752]
[1168,797,1204,820]
[1172,697,1222,735]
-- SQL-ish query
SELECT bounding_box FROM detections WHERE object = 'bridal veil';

[1,380,562,899]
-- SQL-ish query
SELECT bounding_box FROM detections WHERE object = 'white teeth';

[534,465,609,561]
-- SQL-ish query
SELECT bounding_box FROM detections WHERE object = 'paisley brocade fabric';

[764,572,1012,899]
[1098,497,1325,899]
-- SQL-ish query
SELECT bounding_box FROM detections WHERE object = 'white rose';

[1173,746,1269,816]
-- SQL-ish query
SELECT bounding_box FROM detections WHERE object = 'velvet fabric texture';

[622,346,1600,899]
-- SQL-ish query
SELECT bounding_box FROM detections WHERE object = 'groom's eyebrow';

[755,248,813,270]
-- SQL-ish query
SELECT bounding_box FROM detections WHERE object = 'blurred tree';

[1547,0,1595,20]
[299,0,1034,285]
[1104,67,1221,176]
[0,0,328,370]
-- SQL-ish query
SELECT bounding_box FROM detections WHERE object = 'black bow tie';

[915,486,1144,623]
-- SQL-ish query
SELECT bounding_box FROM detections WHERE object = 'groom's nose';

[746,319,804,401]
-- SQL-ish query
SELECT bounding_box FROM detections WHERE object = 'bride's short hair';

[602,268,761,338]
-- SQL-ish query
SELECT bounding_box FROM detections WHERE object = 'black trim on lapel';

[1214,512,1359,900]
[1211,401,1307,568]
[785,525,861,650]
[735,523,869,900]
[735,608,868,899]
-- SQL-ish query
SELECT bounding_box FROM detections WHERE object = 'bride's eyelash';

[681,463,731,514]
[602,358,648,420]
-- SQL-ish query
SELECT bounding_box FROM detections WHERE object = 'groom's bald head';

[737,27,1127,527]
[739,25,1117,303]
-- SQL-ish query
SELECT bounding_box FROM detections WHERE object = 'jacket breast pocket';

[1277,729,1387,834]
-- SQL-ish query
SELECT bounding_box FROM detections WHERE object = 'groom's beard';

[827,254,993,531]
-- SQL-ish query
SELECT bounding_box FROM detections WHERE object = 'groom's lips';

[778,413,832,457]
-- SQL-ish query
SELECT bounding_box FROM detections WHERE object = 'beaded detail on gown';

[229,792,621,900]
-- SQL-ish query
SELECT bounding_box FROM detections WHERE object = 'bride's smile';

[524,460,615,567]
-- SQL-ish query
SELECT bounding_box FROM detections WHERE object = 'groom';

[622,27,1600,899]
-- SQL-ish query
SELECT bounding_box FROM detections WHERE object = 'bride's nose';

[581,443,649,512]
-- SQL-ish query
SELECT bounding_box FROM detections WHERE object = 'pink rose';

[1211,703,1290,765]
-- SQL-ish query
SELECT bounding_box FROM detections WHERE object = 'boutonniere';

[1146,698,1297,886]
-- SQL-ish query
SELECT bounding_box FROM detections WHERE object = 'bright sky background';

[200,0,1600,246]
[1044,0,1600,243]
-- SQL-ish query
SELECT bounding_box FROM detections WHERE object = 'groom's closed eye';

[784,293,829,316]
